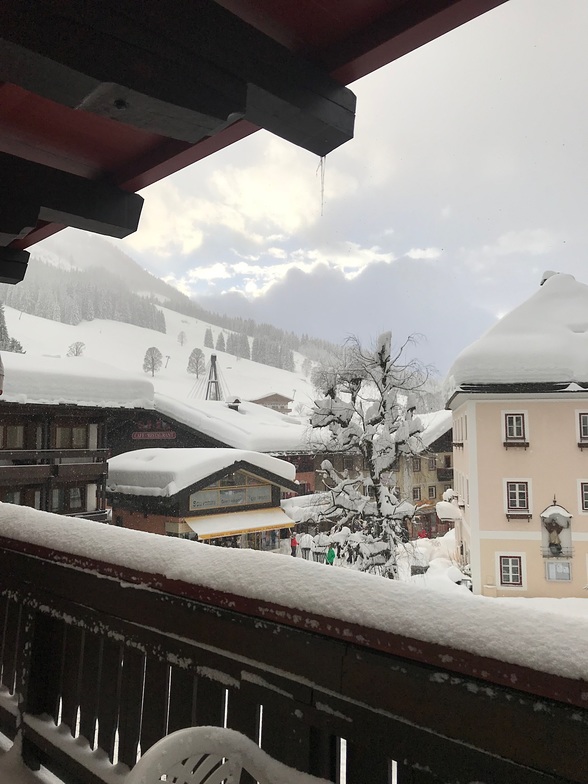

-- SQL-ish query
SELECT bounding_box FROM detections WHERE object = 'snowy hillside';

[4,306,317,413]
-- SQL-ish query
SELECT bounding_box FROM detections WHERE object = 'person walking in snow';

[326,545,336,565]
[299,532,313,559]
[290,532,298,557]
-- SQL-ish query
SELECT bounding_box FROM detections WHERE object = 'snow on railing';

[0,504,587,686]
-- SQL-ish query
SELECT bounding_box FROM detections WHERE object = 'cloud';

[406,247,443,260]
[481,229,557,257]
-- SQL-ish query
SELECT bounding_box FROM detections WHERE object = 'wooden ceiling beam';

[0,0,356,157]
[0,248,29,285]
[0,153,143,245]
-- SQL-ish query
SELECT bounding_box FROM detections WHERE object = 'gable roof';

[107,447,298,497]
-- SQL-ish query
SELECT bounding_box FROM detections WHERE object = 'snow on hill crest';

[3,305,317,414]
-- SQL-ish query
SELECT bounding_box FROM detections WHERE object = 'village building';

[447,271,588,597]
[393,410,454,537]
[0,353,153,521]
[249,392,293,415]
[106,447,300,550]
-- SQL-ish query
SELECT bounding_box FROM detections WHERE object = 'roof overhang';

[1,0,506,282]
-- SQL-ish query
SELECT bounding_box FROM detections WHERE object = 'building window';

[51,486,87,513]
[582,483,588,512]
[504,413,528,445]
[507,481,529,511]
[412,486,421,501]
[500,556,522,586]
[412,457,421,472]
[3,490,21,504]
[580,413,588,439]
[546,561,571,581]
[444,454,452,468]
[428,485,436,499]
[55,425,88,449]
[0,425,24,449]
[428,457,436,470]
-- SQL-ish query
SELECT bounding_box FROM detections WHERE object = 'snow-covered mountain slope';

[4,306,316,413]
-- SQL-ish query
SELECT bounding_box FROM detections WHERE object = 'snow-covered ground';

[4,306,317,414]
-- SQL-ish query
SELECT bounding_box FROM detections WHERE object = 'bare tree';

[143,346,163,377]
[177,331,187,346]
[187,347,205,377]
[67,341,85,357]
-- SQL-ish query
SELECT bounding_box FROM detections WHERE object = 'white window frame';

[502,410,529,443]
[545,560,572,581]
[412,486,421,501]
[496,552,527,589]
[428,485,436,499]
[504,479,532,513]
[577,411,588,442]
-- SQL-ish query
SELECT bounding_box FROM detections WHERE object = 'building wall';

[452,395,588,597]
[113,508,170,536]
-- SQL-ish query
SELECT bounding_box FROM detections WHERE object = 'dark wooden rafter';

[0,0,356,157]
[0,152,143,245]
[0,248,29,284]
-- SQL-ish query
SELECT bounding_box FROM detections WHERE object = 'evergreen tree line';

[0,262,166,333]
[0,304,25,353]
[203,326,295,371]
[161,288,338,363]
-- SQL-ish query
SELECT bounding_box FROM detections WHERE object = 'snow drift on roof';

[0,353,154,409]
[446,273,588,391]
[107,447,296,497]
[155,393,325,453]
[408,410,452,452]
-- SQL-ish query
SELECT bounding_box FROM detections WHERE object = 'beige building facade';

[449,392,588,597]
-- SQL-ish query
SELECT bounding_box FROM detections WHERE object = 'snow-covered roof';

[155,393,326,453]
[107,447,297,497]
[446,273,588,393]
[0,353,154,409]
[408,410,452,452]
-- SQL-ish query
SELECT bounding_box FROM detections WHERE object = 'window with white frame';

[507,481,529,511]
[579,414,588,441]
[582,482,588,512]
[412,457,421,472]
[428,485,436,499]
[500,556,522,586]
[428,456,436,470]
[505,413,526,442]
[412,486,421,501]
[546,561,571,581]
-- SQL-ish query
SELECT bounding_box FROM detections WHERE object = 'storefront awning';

[185,507,293,540]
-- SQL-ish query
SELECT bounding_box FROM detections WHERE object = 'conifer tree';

[215,332,226,352]
[204,327,214,348]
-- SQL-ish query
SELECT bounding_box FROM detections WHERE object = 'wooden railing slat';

[168,666,196,733]
[78,632,103,747]
[97,638,123,761]
[61,625,84,735]
[140,658,169,753]
[117,647,145,768]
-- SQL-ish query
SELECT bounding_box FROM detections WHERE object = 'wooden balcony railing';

[0,512,586,784]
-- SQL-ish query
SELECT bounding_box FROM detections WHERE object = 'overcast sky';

[49,0,588,374]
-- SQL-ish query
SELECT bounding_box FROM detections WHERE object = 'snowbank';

[0,505,587,681]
